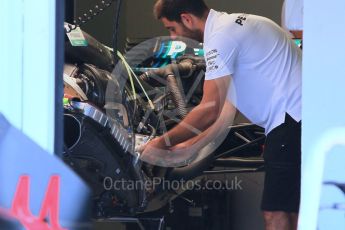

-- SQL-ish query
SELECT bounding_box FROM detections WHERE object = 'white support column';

[0,0,24,129]
[0,0,56,154]
[299,0,345,229]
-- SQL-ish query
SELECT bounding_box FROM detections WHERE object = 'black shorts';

[261,113,301,213]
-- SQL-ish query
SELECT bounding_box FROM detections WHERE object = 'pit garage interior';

[0,0,345,230]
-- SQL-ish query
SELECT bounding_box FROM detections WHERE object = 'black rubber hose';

[139,59,194,84]
[139,59,195,118]
[166,74,188,118]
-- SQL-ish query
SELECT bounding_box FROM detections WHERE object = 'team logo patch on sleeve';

[206,49,219,72]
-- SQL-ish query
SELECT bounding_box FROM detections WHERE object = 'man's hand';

[137,76,234,166]
[140,137,197,166]
[138,99,236,167]
[142,137,169,152]
[140,137,170,162]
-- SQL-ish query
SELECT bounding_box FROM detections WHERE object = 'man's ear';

[180,13,194,30]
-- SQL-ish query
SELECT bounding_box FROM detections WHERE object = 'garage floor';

[93,172,265,230]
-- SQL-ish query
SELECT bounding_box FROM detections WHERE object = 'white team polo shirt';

[204,9,302,134]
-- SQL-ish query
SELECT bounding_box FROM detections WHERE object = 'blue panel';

[300,0,345,228]
[0,0,56,154]
[21,0,56,154]
[0,0,24,129]
[0,114,91,229]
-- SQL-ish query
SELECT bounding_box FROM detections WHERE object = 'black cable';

[65,0,116,33]
[64,0,122,65]
[112,0,122,65]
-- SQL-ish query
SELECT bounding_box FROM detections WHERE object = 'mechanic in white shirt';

[142,1,302,229]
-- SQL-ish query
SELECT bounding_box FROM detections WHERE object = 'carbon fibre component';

[68,101,132,153]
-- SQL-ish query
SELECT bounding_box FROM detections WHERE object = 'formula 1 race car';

[62,26,265,220]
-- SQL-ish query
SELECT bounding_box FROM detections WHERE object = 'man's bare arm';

[172,100,236,152]
[159,75,231,147]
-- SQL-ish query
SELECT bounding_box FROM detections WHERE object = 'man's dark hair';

[154,0,209,22]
